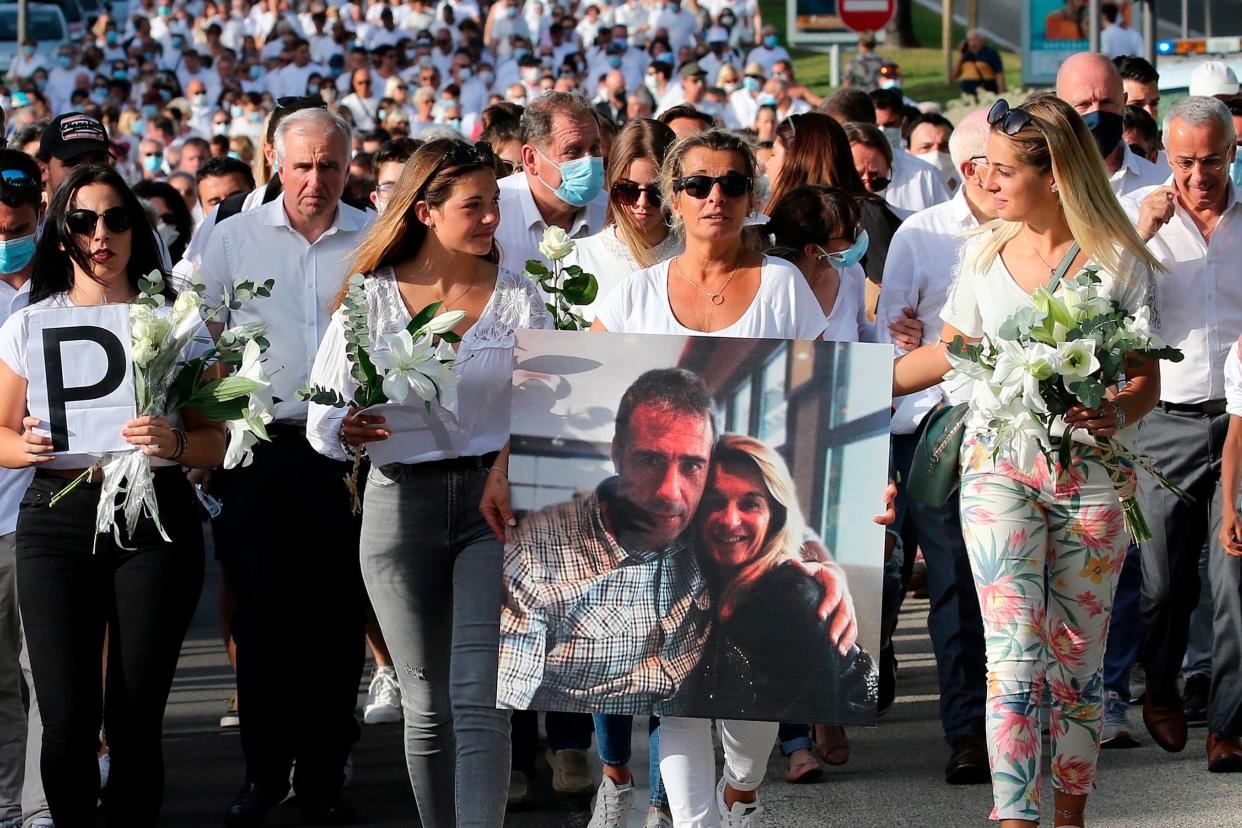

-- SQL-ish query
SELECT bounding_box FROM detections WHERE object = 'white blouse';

[818,263,868,343]
[306,266,553,464]
[595,255,827,340]
[563,225,684,322]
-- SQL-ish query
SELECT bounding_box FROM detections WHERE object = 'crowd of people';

[0,1,1237,827]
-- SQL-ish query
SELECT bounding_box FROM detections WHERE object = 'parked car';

[0,0,85,40]
[0,4,70,73]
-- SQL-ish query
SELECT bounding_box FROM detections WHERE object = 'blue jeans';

[361,460,511,828]
[592,715,667,808]
[777,723,812,756]
[1103,544,1144,700]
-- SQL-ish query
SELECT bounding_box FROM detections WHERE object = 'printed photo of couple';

[496,331,892,725]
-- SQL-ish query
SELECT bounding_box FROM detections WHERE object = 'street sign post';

[838,0,897,33]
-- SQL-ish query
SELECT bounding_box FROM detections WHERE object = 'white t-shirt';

[819,263,867,343]
[596,255,826,340]
[562,226,683,323]
[0,294,213,470]
[1225,342,1242,417]
[940,235,1153,446]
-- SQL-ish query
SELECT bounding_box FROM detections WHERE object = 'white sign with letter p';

[26,304,136,455]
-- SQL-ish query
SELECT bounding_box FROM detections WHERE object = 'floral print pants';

[959,438,1130,822]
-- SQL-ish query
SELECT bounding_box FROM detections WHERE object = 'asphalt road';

[154,553,1242,827]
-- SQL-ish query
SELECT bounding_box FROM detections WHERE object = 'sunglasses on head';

[672,173,751,199]
[987,98,1033,136]
[611,181,662,207]
[65,207,133,235]
[438,141,496,168]
[274,94,327,112]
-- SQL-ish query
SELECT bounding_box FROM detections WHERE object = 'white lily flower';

[1024,342,1062,381]
[945,347,992,383]
[237,339,275,413]
[371,329,444,405]
[224,417,260,468]
[1056,338,1101,379]
[422,309,467,336]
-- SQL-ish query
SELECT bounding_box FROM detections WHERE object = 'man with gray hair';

[873,107,994,785]
[199,106,376,825]
[1056,51,1165,196]
[495,91,608,278]
[1132,95,1242,773]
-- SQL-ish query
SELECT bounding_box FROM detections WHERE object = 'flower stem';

[48,464,99,508]
[343,451,364,515]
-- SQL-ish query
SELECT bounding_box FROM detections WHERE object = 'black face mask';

[1081,110,1124,158]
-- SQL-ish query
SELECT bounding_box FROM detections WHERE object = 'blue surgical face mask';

[106,31,119,45]
[142,104,160,118]
[249,65,263,80]
[57,55,73,69]
[612,38,627,51]
[820,230,870,269]
[143,154,163,172]
[535,148,605,207]
[763,34,778,49]
[91,88,108,103]
[230,104,244,118]
[0,234,36,275]
[1231,158,1242,190]
[743,76,761,93]
[458,67,473,81]
[607,55,622,69]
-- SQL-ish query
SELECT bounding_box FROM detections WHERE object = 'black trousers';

[16,468,204,828]
[211,430,366,798]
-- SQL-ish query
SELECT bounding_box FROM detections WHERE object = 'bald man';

[1056,51,1167,196]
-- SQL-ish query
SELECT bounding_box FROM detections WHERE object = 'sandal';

[784,749,823,784]
[815,724,850,766]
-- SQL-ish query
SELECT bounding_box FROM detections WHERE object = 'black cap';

[39,112,109,162]
[678,60,707,79]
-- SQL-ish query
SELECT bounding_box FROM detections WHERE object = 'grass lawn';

[757,1,1025,105]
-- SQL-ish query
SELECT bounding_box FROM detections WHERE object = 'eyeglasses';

[65,207,133,235]
[672,173,751,199]
[376,181,397,194]
[987,98,1033,136]
[611,181,661,207]
[1171,155,1227,173]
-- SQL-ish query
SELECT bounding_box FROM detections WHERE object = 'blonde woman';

[564,118,683,324]
[716,64,742,95]
[306,138,551,827]
[892,95,1163,828]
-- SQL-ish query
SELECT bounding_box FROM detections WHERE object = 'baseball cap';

[678,60,707,79]
[743,62,766,79]
[1189,60,1240,97]
[39,113,110,162]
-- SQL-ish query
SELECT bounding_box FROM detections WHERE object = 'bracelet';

[488,465,508,478]
[338,429,357,459]
[1112,401,1128,431]
[169,427,188,462]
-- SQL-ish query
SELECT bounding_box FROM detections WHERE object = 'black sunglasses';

[987,99,1033,136]
[672,173,751,199]
[0,168,39,204]
[861,174,891,192]
[65,207,133,235]
[611,181,661,207]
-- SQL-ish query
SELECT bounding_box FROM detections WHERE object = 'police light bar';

[1157,36,1242,56]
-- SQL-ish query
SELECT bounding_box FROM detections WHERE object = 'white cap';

[706,26,728,43]
[1189,60,1240,97]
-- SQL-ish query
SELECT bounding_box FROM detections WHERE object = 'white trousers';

[657,717,778,828]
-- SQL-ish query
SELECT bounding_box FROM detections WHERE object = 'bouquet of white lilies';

[54,272,277,543]
[945,265,1187,541]
[297,273,465,510]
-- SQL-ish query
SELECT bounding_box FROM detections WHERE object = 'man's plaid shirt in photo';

[497,477,712,715]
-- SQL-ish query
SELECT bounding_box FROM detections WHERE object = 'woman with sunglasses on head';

[591,129,825,828]
[306,138,551,828]
[891,95,1163,828]
[563,118,681,325]
[0,165,225,826]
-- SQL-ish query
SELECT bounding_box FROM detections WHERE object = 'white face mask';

[882,126,903,151]
[914,150,961,193]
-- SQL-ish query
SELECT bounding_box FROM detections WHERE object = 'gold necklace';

[673,252,744,306]
[1023,226,1070,278]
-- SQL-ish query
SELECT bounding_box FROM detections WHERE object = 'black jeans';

[211,430,366,798]
[16,468,204,828]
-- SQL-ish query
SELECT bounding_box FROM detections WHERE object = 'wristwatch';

[1112,402,1127,431]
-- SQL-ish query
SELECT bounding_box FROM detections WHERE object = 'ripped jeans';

[360,460,511,828]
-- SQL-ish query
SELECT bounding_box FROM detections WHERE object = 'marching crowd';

[0,1,1237,828]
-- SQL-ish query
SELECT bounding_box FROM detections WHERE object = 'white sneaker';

[587,775,634,828]
[716,777,763,828]
[363,668,402,724]
[547,747,595,796]
[644,810,673,828]
[29,819,55,828]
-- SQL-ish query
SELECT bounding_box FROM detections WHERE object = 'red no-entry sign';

[838,0,897,33]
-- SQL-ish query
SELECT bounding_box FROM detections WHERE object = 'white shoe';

[363,668,402,724]
[716,777,763,828]
[29,819,55,828]
[587,775,634,828]
[644,810,673,828]
[546,747,594,796]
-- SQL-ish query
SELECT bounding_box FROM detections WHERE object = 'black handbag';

[904,241,1082,506]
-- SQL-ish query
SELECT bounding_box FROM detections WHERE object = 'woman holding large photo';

[891,95,1162,828]
[0,165,225,826]
[306,138,551,828]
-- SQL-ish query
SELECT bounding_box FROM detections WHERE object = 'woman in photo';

[672,433,878,724]
[0,165,225,825]
[564,118,682,325]
[306,138,551,828]
[892,95,1162,828]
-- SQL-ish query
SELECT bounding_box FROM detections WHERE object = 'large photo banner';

[496,330,892,725]
[1023,0,1138,85]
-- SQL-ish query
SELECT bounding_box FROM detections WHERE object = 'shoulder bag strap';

[1047,241,1081,291]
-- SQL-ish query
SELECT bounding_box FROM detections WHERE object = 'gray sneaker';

[1101,690,1140,749]
[547,748,594,796]
[587,775,634,828]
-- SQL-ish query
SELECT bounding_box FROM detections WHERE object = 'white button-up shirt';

[198,197,375,423]
[0,279,31,535]
[1139,181,1242,404]
[884,150,950,215]
[495,171,609,278]
[1111,144,1168,198]
[875,189,979,434]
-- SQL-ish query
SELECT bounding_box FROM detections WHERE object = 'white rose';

[132,337,157,365]
[538,226,575,261]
